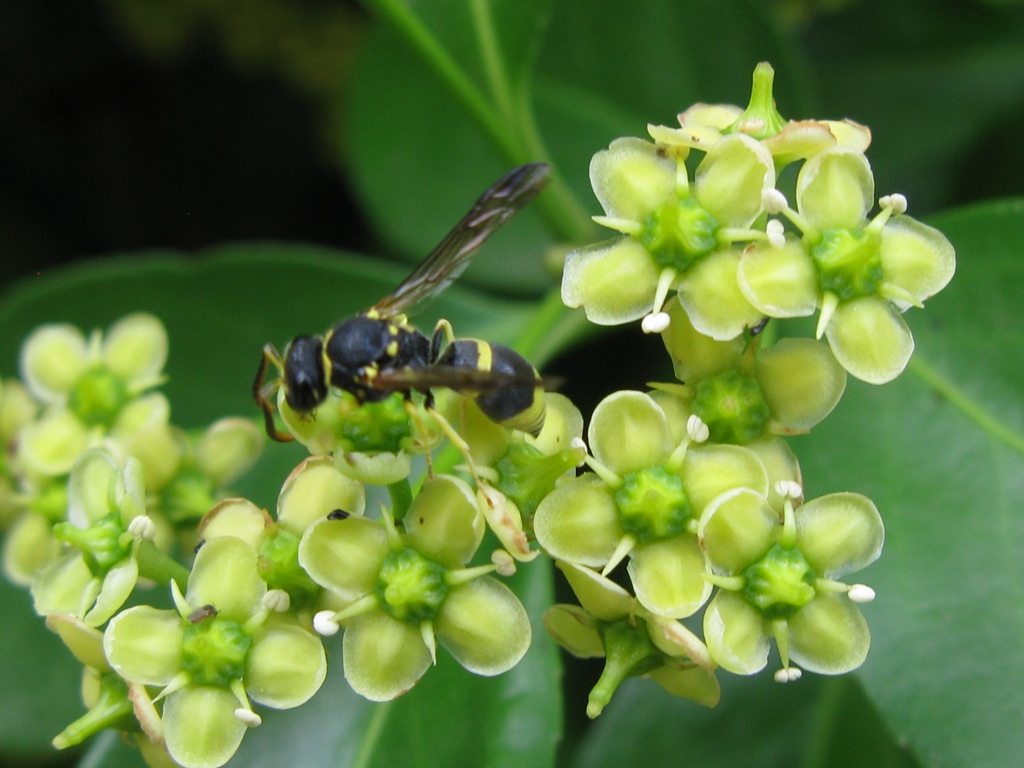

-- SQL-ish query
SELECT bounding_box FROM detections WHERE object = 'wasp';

[253,162,552,448]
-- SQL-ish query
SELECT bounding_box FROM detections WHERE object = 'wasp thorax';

[285,335,328,413]
[326,316,392,381]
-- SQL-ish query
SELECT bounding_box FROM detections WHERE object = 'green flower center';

[691,370,771,444]
[811,228,883,301]
[614,466,691,544]
[181,618,253,688]
[495,442,580,519]
[53,511,132,575]
[641,198,719,272]
[68,368,129,429]
[376,548,449,624]
[258,529,320,605]
[741,543,817,620]
[341,392,413,453]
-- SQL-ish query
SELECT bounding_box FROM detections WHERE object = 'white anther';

[880,193,908,215]
[234,708,262,727]
[491,549,517,577]
[762,188,789,215]
[313,610,341,637]
[766,219,786,249]
[773,666,802,683]
[262,589,291,613]
[847,584,876,603]
[773,479,802,500]
[642,312,672,334]
[127,515,157,540]
[686,414,710,443]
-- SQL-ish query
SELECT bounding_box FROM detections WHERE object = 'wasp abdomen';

[437,339,546,437]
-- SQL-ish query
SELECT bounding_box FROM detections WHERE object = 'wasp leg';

[253,344,295,443]
[403,398,436,478]
[422,402,492,505]
[429,318,457,364]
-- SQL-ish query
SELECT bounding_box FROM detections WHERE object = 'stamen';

[642,312,671,334]
[848,584,876,603]
[127,515,156,540]
[766,219,786,249]
[815,292,839,339]
[591,215,644,236]
[686,414,710,443]
[262,589,291,613]
[420,621,438,665]
[773,479,802,500]
[491,549,517,577]
[583,455,623,489]
[312,610,341,637]
[601,534,637,576]
[234,709,262,727]
[879,193,908,215]
[570,437,588,466]
[762,188,789,215]
[879,281,924,309]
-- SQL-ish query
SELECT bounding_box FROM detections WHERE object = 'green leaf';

[566,671,916,768]
[347,0,807,293]
[790,199,1024,768]
[0,243,561,766]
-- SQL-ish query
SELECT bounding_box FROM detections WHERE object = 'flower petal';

[187,537,265,622]
[199,499,272,550]
[343,610,431,701]
[590,137,676,221]
[277,456,365,536]
[542,605,604,658]
[660,297,745,382]
[789,594,870,674]
[403,475,483,568]
[163,686,246,768]
[879,216,956,308]
[67,448,122,527]
[19,323,88,403]
[556,560,633,621]
[104,606,183,685]
[436,576,531,676]
[756,338,847,431]
[84,555,139,626]
[628,536,711,618]
[561,238,662,326]
[703,590,770,675]
[694,133,774,228]
[196,418,264,488]
[698,488,779,574]
[299,515,389,600]
[797,148,873,231]
[796,492,884,577]
[825,296,914,384]
[676,248,765,340]
[533,475,622,567]
[102,313,168,386]
[46,613,110,671]
[737,239,819,318]
[681,444,769,515]
[31,552,94,618]
[648,662,721,707]
[246,623,327,708]
[589,391,672,476]
[17,409,90,477]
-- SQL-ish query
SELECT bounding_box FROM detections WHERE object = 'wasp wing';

[370,365,560,394]
[372,163,551,318]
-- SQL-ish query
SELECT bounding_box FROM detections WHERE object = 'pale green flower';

[103,536,327,768]
[738,148,955,383]
[534,390,770,618]
[561,133,772,338]
[699,482,883,678]
[299,475,530,701]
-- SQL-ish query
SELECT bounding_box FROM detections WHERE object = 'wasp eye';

[285,335,328,412]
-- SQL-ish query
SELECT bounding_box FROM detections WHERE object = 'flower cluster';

[0,61,955,768]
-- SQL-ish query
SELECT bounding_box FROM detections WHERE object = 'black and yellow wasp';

[253,162,551,445]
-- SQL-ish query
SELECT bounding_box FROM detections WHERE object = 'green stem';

[908,356,1024,456]
[135,539,190,590]
[364,0,594,244]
